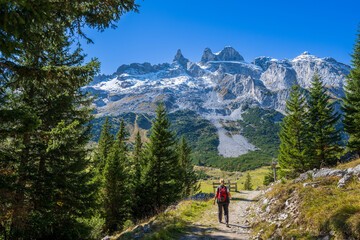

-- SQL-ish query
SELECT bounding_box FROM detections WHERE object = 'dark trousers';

[217,202,229,223]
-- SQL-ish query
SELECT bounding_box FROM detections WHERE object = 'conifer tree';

[140,102,181,215]
[0,34,100,239]
[94,117,115,173]
[308,73,341,167]
[103,120,130,234]
[133,131,143,185]
[131,131,144,220]
[278,84,311,173]
[343,28,360,153]
[244,173,253,190]
[263,167,275,186]
[178,135,199,197]
[0,1,140,239]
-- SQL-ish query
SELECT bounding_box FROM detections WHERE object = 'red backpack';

[218,186,227,203]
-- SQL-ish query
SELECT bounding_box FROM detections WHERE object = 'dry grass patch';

[197,166,269,193]
[335,158,360,170]
[115,200,213,240]
[253,176,360,239]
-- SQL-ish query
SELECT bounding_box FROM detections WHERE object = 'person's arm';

[213,187,218,205]
[228,188,232,200]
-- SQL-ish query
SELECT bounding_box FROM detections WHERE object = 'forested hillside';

[90,107,283,171]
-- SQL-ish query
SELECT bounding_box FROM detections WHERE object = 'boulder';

[313,168,346,179]
[347,164,360,176]
[303,182,318,188]
[337,174,353,188]
[293,170,315,183]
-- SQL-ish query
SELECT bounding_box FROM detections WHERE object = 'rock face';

[83,47,350,157]
[313,168,346,179]
[173,49,189,67]
[252,163,360,239]
[291,164,360,188]
[85,47,349,118]
[200,46,244,63]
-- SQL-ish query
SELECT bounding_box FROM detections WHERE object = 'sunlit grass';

[253,175,360,239]
[197,166,270,193]
[115,200,213,240]
[335,158,360,170]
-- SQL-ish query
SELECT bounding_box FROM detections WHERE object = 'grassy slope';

[90,107,283,172]
[114,200,213,240]
[253,159,360,239]
[196,165,269,193]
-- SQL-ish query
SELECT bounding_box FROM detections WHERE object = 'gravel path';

[179,190,260,240]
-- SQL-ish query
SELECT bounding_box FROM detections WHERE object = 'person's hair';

[220,179,224,184]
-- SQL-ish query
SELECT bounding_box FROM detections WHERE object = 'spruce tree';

[308,73,341,167]
[263,167,275,186]
[94,117,115,173]
[131,131,144,220]
[103,120,130,234]
[178,136,199,198]
[0,1,140,239]
[0,34,100,239]
[133,131,143,185]
[343,28,360,153]
[140,102,181,215]
[244,173,253,190]
[278,84,311,173]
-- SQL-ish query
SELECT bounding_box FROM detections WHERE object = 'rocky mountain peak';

[216,46,244,61]
[87,47,350,122]
[293,51,319,62]
[201,46,244,63]
[173,49,189,66]
[200,47,216,63]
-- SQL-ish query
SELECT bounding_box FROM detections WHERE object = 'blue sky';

[81,0,360,74]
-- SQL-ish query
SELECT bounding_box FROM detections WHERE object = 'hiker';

[213,179,232,227]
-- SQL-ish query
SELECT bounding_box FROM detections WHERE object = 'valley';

[90,107,282,172]
[87,46,348,172]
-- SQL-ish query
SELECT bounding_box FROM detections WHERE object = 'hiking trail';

[179,190,260,240]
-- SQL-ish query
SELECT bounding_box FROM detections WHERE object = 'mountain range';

[84,47,350,165]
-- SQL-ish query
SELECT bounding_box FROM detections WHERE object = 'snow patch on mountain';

[84,46,351,158]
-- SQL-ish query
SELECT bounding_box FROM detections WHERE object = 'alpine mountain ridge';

[84,47,350,157]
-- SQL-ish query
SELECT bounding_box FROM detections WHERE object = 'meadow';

[195,165,270,193]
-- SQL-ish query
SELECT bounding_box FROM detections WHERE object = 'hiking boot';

[218,220,222,223]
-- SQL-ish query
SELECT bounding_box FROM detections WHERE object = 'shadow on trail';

[181,223,252,240]
[230,197,257,202]
[226,223,251,229]
[180,224,244,240]
[180,224,235,240]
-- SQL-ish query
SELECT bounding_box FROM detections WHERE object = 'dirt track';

[179,190,260,240]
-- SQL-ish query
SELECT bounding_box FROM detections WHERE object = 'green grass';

[196,166,270,193]
[253,161,360,239]
[114,200,213,240]
[335,158,360,170]
[90,108,282,172]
